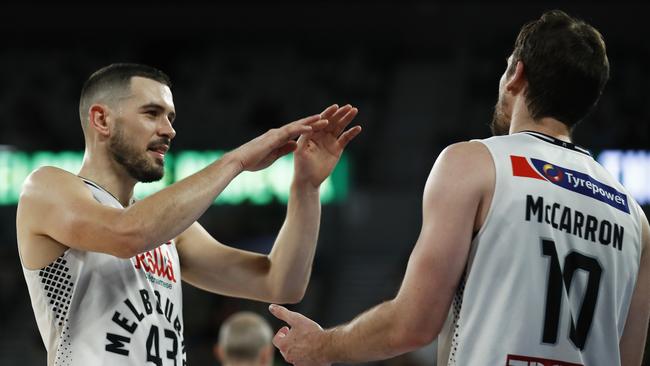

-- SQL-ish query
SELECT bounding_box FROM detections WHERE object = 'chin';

[131,163,165,183]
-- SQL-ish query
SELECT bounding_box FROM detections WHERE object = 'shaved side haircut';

[78,63,171,131]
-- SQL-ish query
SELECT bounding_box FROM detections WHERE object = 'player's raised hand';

[293,104,362,188]
[228,114,329,172]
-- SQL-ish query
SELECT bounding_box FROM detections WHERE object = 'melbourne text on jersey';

[525,195,624,251]
[105,288,185,363]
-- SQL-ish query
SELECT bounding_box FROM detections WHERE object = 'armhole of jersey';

[21,248,72,273]
[21,174,89,271]
[472,140,501,240]
[633,201,645,264]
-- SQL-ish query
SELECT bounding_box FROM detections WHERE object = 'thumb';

[269,304,299,325]
[272,326,290,348]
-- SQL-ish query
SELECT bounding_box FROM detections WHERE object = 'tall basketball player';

[269,10,649,366]
[16,63,361,365]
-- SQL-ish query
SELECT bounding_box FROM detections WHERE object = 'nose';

[159,117,176,140]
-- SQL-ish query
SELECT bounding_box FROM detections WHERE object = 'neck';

[508,97,572,142]
[78,147,137,207]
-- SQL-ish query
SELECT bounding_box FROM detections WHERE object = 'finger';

[319,104,339,120]
[269,304,300,325]
[328,104,353,124]
[284,118,328,140]
[337,125,362,149]
[278,326,290,336]
[333,107,358,136]
[282,123,315,141]
[272,327,290,348]
[310,119,329,132]
[297,114,323,126]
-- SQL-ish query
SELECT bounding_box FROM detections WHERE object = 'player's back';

[437,131,644,366]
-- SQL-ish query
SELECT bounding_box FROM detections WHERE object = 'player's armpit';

[17,167,140,268]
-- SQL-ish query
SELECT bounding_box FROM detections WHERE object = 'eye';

[144,110,159,118]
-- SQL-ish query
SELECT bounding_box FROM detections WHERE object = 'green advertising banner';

[0,150,349,205]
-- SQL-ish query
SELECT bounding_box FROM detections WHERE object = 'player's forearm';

[321,300,429,363]
[118,154,242,256]
[267,181,321,303]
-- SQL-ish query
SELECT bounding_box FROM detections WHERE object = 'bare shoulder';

[436,141,492,167]
[18,166,82,202]
[17,166,86,269]
[21,166,78,194]
[428,141,494,188]
[424,141,495,230]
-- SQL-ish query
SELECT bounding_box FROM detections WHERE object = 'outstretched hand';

[293,104,362,188]
[269,304,331,366]
[229,114,330,172]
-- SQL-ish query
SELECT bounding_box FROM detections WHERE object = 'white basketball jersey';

[437,131,643,366]
[22,178,186,366]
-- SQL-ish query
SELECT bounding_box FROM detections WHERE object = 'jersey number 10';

[541,239,602,350]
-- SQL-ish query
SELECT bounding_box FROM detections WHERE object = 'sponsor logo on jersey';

[133,243,177,283]
[510,155,629,214]
[506,354,583,366]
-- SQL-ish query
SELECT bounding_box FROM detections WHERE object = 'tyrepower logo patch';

[511,155,629,214]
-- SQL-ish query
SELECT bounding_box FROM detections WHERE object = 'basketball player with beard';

[16,63,361,365]
[269,10,649,366]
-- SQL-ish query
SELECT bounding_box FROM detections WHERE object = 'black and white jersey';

[22,178,185,366]
[437,132,643,366]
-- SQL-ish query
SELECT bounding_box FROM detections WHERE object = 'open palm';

[293,104,361,188]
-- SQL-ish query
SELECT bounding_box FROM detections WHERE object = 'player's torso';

[22,178,186,366]
[438,132,642,366]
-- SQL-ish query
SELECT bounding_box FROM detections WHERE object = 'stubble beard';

[109,124,165,183]
[490,96,510,136]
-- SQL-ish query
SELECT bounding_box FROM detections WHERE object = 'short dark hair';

[508,10,609,128]
[79,63,171,126]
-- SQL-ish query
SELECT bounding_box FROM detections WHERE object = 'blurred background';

[1,1,648,365]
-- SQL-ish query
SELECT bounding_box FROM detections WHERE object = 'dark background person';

[1,2,648,365]
[215,312,274,366]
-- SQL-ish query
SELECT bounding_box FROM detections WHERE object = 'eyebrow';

[139,103,176,122]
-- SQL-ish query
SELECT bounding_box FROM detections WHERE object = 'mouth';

[147,145,169,161]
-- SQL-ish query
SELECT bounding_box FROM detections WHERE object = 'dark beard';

[109,125,165,183]
[489,100,510,136]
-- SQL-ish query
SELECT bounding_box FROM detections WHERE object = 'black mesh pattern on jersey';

[38,257,74,327]
[448,276,466,366]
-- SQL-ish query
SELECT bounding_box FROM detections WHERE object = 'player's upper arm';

[17,167,143,263]
[620,206,650,366]
[391,141,494,346]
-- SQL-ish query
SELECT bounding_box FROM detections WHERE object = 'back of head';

[78,63,171,132]
[509,10,609,128]
[217,312,273,365]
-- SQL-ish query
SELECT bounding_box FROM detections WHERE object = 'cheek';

[498,73,507,94]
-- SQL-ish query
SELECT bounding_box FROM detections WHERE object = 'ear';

[505,60,527,96]
[88,104,112,137]
[214,344,225,363]
[258,345,273,366]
